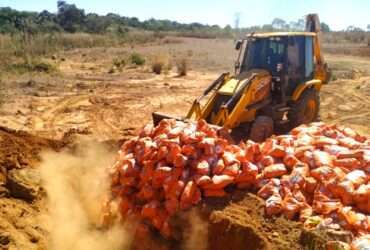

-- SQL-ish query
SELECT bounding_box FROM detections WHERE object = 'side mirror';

[235,40,243,50]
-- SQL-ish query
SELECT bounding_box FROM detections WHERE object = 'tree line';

[0,1,368,36]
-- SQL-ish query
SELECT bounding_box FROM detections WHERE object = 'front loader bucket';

[152,112,184,126]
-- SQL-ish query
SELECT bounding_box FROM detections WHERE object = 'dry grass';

[0,32,158,72]
[151,54,171,74]
[176,57,188,76]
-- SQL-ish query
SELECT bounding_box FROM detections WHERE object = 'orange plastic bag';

[269,145,286,158]
[353,184,369,204]
[235,161,258,183]
[336,181,355,205]
[304,177,317,194]
[338,137,361,149]
[310,166,336,182]
[152,166,172,187]
[157,146,168,161]
[192,188,202,205]
[333,158,362,170]
[260,155,275,167]
[195,159,210,176]
[265,194,283,216]
[136,184,156,201]
[295,134,314,147]
[263,164,287,178]
[213,158,226,175]
[141,200,160,219]
[222,151,239,166]
[337,207,368,232]
[313,136,339,147]
[351,235,370,250]
[313,150,333,167]
[180,181,197,210]
[164,180,185,200]
[294,145,315,159]
[204,188,227,197]
[257,179,280,199]
[166,144,182,163]
[151,208,168,230]
[283,154,299,169]
[337,150,364,160]
[174,154,188,168]
[165,198,179,215]
[119,197,133,217]
[282,190,302,220]
[222,163,240,177]
[194,175,212,187]
[182,144,197,158]
[344,170,367,188]
[199,137,216,155]
[203,175,235,190]
[312,187,342,215]
[323,145,349,156]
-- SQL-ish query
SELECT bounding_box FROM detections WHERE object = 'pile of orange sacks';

[107,119,369,247]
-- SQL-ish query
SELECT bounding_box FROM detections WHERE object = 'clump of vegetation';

[176,58,188,76]
[151,54,171,74]
[7,60,56,73]
[151,61,163,74]
[130,53,145,66]
[112,57,126,71]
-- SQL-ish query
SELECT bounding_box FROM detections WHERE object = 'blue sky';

[1,0,369,31]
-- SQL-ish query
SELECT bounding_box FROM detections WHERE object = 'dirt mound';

[207,192,303,250]
[132,192,310,250]
[0,127,63,250]
[0,126,62,171]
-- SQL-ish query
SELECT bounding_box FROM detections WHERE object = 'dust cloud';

[39,143,132,250]
[183,209,208,250]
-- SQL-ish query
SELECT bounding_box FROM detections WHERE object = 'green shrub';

[130,53,146,66]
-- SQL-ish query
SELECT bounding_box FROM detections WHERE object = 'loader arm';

[185,72,230,120]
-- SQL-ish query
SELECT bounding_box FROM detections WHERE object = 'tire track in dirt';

[320,76,370,135]
[29,95,90,138]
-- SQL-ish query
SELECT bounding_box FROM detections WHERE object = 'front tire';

[288,88,320,128]
[249,116,274,142]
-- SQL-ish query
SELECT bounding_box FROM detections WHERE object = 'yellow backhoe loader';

[153,14,331,142]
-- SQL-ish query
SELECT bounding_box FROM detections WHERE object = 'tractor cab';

[235,33,316,103]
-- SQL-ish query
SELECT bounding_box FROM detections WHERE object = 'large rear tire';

[249,116,274,142]
[288,88,320,128]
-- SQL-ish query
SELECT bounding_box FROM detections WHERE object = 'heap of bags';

[107,119,369,247]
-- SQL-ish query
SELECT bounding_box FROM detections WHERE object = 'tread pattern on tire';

[249,116,274,142]
[288,88,320,128]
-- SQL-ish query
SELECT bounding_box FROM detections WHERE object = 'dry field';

[0,37,369,250]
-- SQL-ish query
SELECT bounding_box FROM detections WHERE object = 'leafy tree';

[346,25,364,32]
[57,0,85,32]
[320,22,330,32]
[272,18,286,30]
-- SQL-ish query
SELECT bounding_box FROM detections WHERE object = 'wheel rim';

[304,99,316,123]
